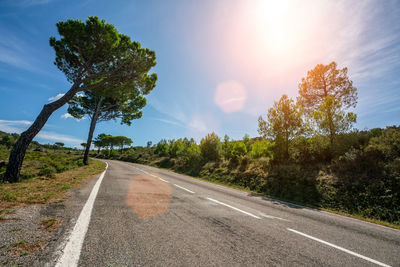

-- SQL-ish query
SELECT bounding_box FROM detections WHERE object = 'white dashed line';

[159,177,170,183]
[56,162,108,267]
[173,184,195,194]
[287,228,391,267]
[206,197,261,219]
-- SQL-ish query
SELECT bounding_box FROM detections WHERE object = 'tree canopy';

[298,62,357,145]
[258,94,304,159]
[298,61,357,111]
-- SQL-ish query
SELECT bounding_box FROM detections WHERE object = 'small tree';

[258,94,304,160]
[67,83,152,164]
[298,62,357,145]
[1,136,13,149]
[312,96,357,144]
[146,141,152,148]
[55,142,64,148]
[200,132,220,162]
[5,16,157,182]
[154,139,169,156]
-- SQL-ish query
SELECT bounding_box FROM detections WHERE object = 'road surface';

[55,159,400,266]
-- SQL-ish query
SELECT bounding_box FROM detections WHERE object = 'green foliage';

[1,136,13,149]
[312,96,357,142]
[169,139,185,158]
[250,139,274,159]
[366,126,400,160]
[298,62,358,145]
[50,16,157,89]
[200,132,220,162]
[154,139,169,156]
[258,94,304,160]
[298,61,357,110]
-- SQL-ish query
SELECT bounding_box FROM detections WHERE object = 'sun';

[255,0,293,54]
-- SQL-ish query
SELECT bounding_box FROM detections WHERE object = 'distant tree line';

[93,134,133,154]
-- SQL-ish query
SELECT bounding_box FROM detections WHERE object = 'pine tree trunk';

[83,97,103,165]
[4,83,80,183]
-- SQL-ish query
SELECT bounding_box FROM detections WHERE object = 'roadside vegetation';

[94,62,400,228]
[0,131,105,209]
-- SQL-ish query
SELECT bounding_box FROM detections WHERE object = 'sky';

[0,0,399,148]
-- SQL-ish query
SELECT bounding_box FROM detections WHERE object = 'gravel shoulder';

[0,163,104,266]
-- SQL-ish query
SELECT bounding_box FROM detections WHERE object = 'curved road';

[56,159,400,266]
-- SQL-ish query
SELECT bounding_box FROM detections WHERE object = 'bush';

[154,139,169,156]
[250,139,274,159]
[200,132,220,162]
[38,165,57,178]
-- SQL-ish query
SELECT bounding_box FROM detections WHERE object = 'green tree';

[54,142,64,150]
[298,62,357,145]
[200,132,220,162]
[81,143,87,149]
[154,139,169,156]
[169,139,185,158]
[1,135,13,149]
[5,16,157,182]
[93,133,110,154]
[221,135,232,160]
[258,94,304,160]
[311,96,357,147]
[68,86,150,164]
[250,140,274,159]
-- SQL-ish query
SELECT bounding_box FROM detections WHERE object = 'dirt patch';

[125,174,171,219]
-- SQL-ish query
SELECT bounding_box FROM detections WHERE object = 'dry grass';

[41,217,63,231]
[0,159,105,208]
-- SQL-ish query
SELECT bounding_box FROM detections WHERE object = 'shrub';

[154,139,169,156]
[250,139,274,159]
[200,132,220,162]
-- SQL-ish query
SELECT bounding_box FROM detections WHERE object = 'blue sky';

[0,0,399,148]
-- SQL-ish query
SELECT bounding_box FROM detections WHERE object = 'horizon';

[1,0,399,148]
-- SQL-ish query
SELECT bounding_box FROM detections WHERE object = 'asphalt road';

[57,159,400,266]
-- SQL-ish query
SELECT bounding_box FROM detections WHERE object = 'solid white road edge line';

[55,162,108,267]
[159,177,169,183]
[259,212,290,221]
[287,228,391,267]
[173,184,195,194]
[207,197,261,219]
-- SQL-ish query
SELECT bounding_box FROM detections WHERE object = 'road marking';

[159,177,169,183]
[173,184,195,194]
[206,197,261,219]
[287,228,391,267]
[259,212,290,221]
[56,162,108,267]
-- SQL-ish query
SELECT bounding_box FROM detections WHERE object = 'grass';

[0,147,88,180]
[41,217,63,231]
[0,154,105,208]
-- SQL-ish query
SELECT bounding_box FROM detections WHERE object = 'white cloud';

[0,118,84,147]
[61,113,85,122]
[35,131,84,146]
[152,118,184,127]
[61,113,73,119]
[0,119,32,133]
[48,93,64,102]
